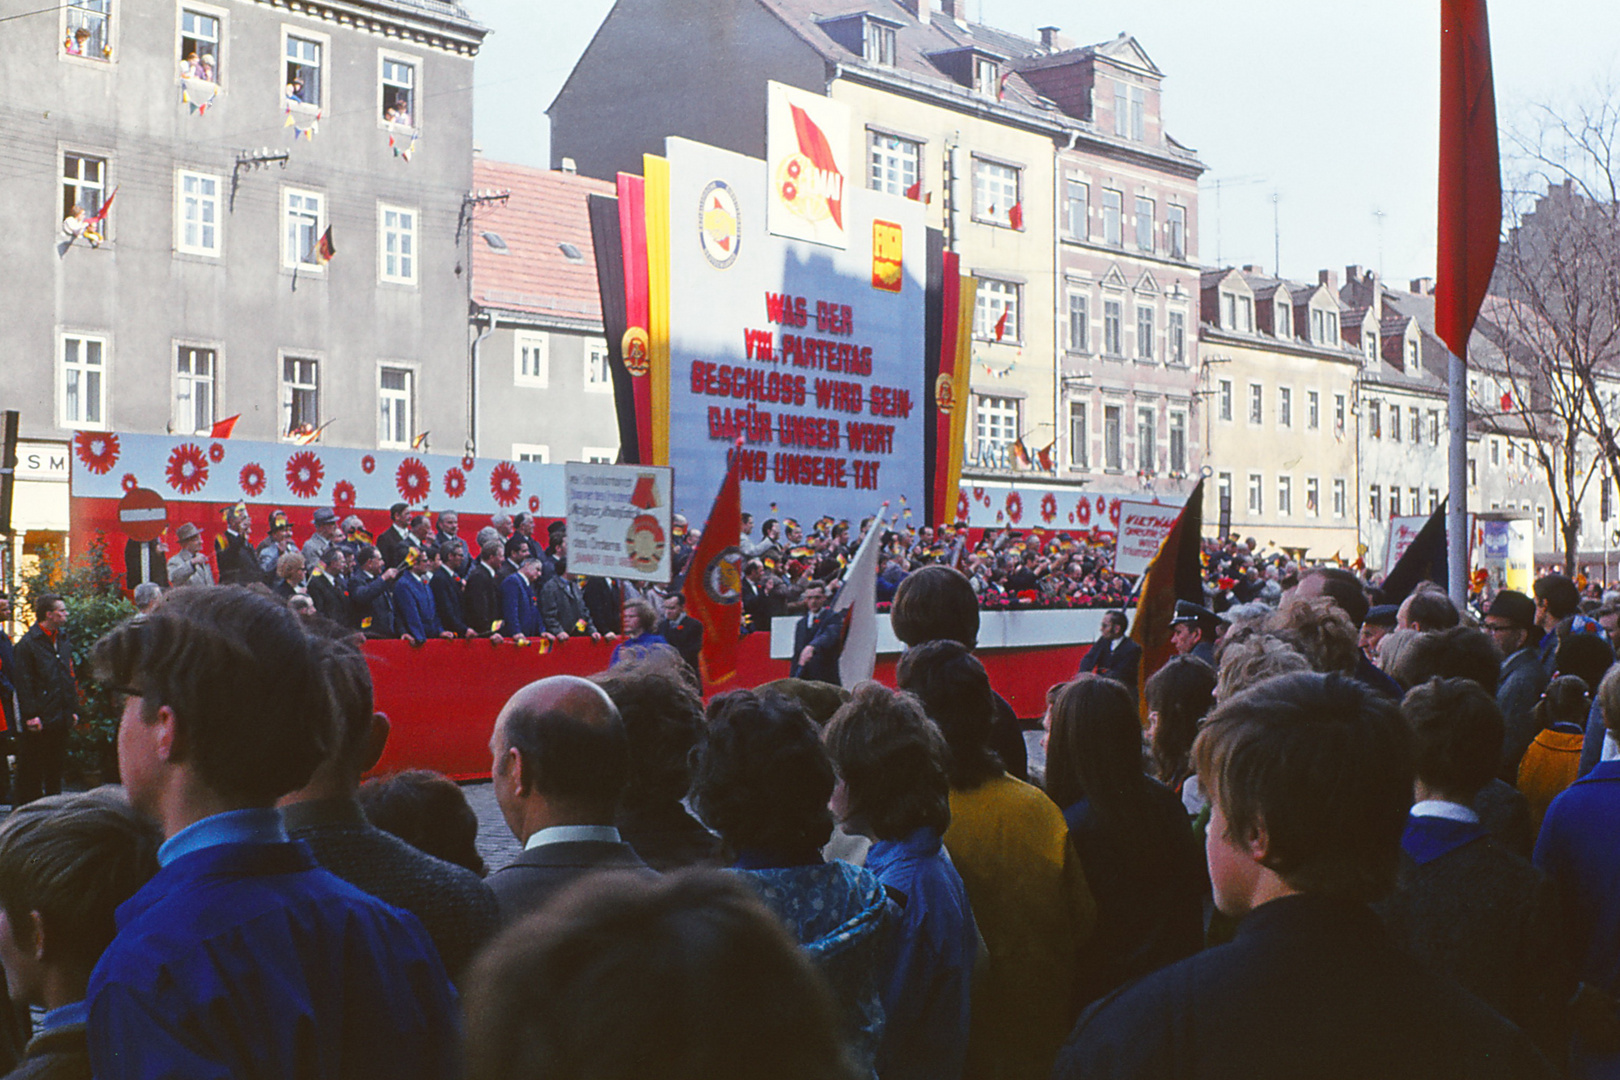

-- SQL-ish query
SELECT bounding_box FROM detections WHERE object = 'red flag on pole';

[1434,0,1501,359]
[1131,479,1205,721]
[994,309,1010,341]
[905,180,922,201]
[682,444,744,689]
[1008,201,1024,230]
[209,414,239,439]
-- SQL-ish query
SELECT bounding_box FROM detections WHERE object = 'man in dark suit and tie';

[376,503,414,570]
[431,545,474,638]
[464,540,504,636]
[348,544,402,639]
[790,581,846,685]
[394,546,450,645]
[657,593,704,683]
[1077,610,1142,692]
[486,675,651,923]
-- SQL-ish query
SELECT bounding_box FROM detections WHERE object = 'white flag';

[833,506,887,687]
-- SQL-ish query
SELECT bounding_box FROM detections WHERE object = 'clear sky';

[464,0,1620,289]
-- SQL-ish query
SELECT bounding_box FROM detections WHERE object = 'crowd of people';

[0,543,1617,1076]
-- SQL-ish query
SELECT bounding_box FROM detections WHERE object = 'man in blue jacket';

[86,586,459,1080]
[395,545,450,645]
[348,544,402,639]
[500,559,546,642]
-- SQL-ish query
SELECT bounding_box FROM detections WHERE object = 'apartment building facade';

[0,0,485,571]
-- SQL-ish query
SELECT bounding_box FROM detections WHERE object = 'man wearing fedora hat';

[167,523,215,588]
[302,508,342,568]
[1169,600,1219,666]
[257,511,298,580]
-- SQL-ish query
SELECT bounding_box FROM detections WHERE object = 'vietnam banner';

[1131,477,1205,721]
[682,444,744,688]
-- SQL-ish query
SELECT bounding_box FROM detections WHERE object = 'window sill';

[284,100,321,115]
[1132,356,1157,365]
[280,263,326,277]
[970,216,1021,232]
[379,119,419,135]
[61,51,114,66]
[379,276,419,289]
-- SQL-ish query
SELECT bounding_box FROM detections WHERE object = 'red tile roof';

[470,159,613,324]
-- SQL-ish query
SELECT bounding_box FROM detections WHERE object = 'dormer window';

[974,56,1001,99]
[1364,333,1378,361]
[864,19,896,66]
[1310,307,1339,345]
[1219,291,1252,333]
[1113,80,1145,141]
[1275,300,1292,338]
[1407,337,1419,365]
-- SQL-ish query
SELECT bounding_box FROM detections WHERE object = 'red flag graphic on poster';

[790,104,843,229]
[1435,0,1501,359]
[209,414,239,439]
[1130,478,1205,721]
[682,444,744,688]
[994,309,1009,341]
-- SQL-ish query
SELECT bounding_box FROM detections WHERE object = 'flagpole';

[1448,351,1468,606]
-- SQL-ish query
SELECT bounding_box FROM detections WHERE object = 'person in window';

[197,53,215,82]
[285,76,306,107]
[64,27,89,55]
[61,205,102,249]
[180,49,200,79]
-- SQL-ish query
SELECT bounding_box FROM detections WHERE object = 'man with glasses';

[1485,590,1549,780]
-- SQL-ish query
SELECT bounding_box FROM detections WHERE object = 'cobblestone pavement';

[462,780,523,872]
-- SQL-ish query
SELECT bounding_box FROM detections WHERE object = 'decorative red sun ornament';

[443,468,467,498]
[490,462,522,507]
[461,455,476,472]
[239,463,267,497]
[333,480,356,510]
[120,473,139,493]
[395,458,431,503]
[956,490,970,523]
[74,431,121,475]
[164,443,209,495]
[528,495,541,513]
[284,451,324,499]
[1040,493,1058,523]
[1004,491,1023,524]
[361,455,376,474]
[208,442,225,463]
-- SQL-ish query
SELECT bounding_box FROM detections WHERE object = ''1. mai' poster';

[663,135,927,524]
[765,81,852,250]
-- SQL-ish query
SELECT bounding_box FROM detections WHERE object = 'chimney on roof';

[1318,268,1339,292]
[900,0,928,24]
[1345,264,1366,284]
[1039,25,1061,52]
[561,157,578,174]
[1410,276,1435,295]
[1241,264,1264,276]
[938,0,967,28]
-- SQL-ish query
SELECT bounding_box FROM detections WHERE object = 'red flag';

[86,185,118,226]
[209,414,239,439]
[905,180,922,201]
[1130,479,1205,721]
[1499,391,1512,411]
[1010,439,1032,469]
[682,445,744,688]
[994,309,1010,341]
[1008,201,1024,230]
[1036,442,1055,472]
[1435,0,1501,358]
